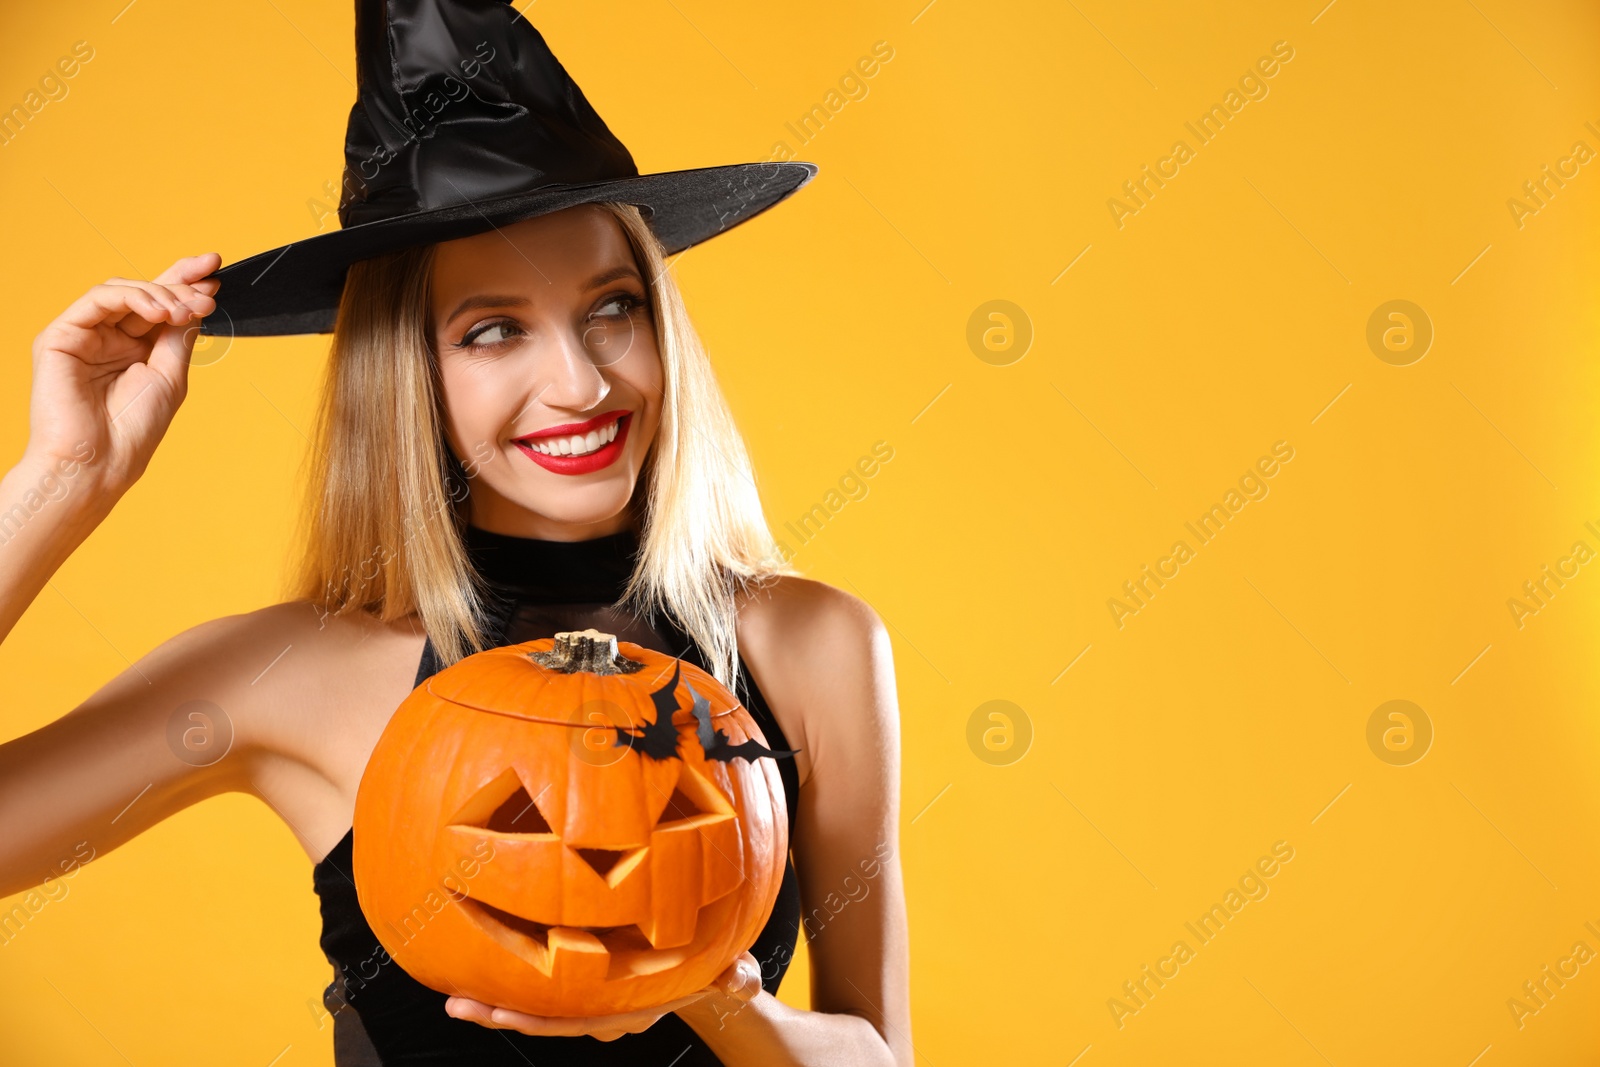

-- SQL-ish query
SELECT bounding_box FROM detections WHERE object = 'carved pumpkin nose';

[574,848,629,879]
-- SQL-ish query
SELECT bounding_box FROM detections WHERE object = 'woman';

[0,4,910,1065]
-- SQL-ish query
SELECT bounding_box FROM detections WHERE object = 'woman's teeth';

[524,418,620,457]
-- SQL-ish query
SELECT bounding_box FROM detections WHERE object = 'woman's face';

[430,205,663,540]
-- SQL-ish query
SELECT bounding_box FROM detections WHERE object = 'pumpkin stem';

[529,629,644,675]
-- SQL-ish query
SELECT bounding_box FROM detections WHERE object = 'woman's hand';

[443,950,763,1041]
[25,253,220,503]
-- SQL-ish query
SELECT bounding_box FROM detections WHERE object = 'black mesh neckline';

[463,523,639,604]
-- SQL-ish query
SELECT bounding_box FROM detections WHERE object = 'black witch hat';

[202,0,816,337]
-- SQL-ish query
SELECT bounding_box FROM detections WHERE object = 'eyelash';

[452,291,648,351]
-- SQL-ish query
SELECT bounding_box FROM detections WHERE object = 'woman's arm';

[0,453,113,643]
[0,606,276,898]
[0,255,218,645]
[0,256,256,895]
[675,580,912,1066]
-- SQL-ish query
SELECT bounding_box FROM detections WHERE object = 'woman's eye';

[593,293,644,319]
[461,320,522,348]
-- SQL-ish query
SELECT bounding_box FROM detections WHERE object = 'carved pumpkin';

[351,629,792,1017]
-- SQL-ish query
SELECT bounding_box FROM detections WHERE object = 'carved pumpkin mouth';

[457,897,732,982]
[443,764,746,981]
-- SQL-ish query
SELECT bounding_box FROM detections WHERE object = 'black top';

[312,525,802,1065]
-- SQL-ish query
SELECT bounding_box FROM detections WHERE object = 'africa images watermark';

[771,440,895,564]
[1505,919,1600,1032]
[1505,518,1600,630]
[0,839,97,948]
[1107,839,1296,1029]
[686,38,898,237]
[316,836,499,1021]
[311,438,500,627]
[802,839,894,941]
[1107,440,1296,629]
[1505,120,1600,231]
[1106,40,1296,230]
[307,40,500,231]
[0,39,95,148]
[763,40,896,164]
[0,442,98,548]
[702,839,896,1033]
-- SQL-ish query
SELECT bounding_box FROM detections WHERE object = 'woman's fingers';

[147,284,220,394]
[49,284,177,341]
[443,996,673,1038]
[440,951,765,1039]
[112,301,178,341]
[712,951,763,1001]
[152,252,221,286]
[48,257,222,343]
[148,253,223,336]
[87,280,215,345]
[101,278,211,327]
[146,309,201,397]
[118,277,211,304]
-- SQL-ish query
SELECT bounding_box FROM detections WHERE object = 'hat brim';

[200,160,817,337]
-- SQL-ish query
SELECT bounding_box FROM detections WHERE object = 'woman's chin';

[489,484,637,534]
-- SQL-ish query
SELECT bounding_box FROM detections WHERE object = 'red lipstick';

[512,409,631,476]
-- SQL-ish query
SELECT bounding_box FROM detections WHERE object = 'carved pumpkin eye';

[352,630,793,1017]
[482,781,552,834]
[657,781,707,825]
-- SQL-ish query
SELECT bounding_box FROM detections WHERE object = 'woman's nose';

[529,324,612,412]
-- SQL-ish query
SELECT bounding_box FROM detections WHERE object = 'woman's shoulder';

[733,574,896,788]
[150,599,425,698]
[206,599,425,716]
[224,602,427,855]
[151,600,426,781]
[735,573,886,649]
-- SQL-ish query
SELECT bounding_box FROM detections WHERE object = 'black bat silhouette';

[612,659,799,764]
[611,660,687,760]
[686,676,799,763]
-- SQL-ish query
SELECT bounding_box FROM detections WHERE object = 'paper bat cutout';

[612,659,799,764]
[687,675,799,764]
[610,660,687,761]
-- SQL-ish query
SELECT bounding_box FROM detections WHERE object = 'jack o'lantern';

[352,628,793,1017]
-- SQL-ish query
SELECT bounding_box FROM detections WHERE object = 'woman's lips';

[513,412,632,476]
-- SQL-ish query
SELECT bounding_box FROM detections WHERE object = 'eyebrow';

[441,265,646,329]
[583,264,643,290]
[443,293,530,327]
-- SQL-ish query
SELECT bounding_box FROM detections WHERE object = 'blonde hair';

[289,202,796,688]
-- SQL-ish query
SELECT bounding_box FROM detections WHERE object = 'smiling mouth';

[517,413,626,458]
[512,412,632,475]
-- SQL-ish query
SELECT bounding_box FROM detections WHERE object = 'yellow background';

[2,1,1598,1063]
